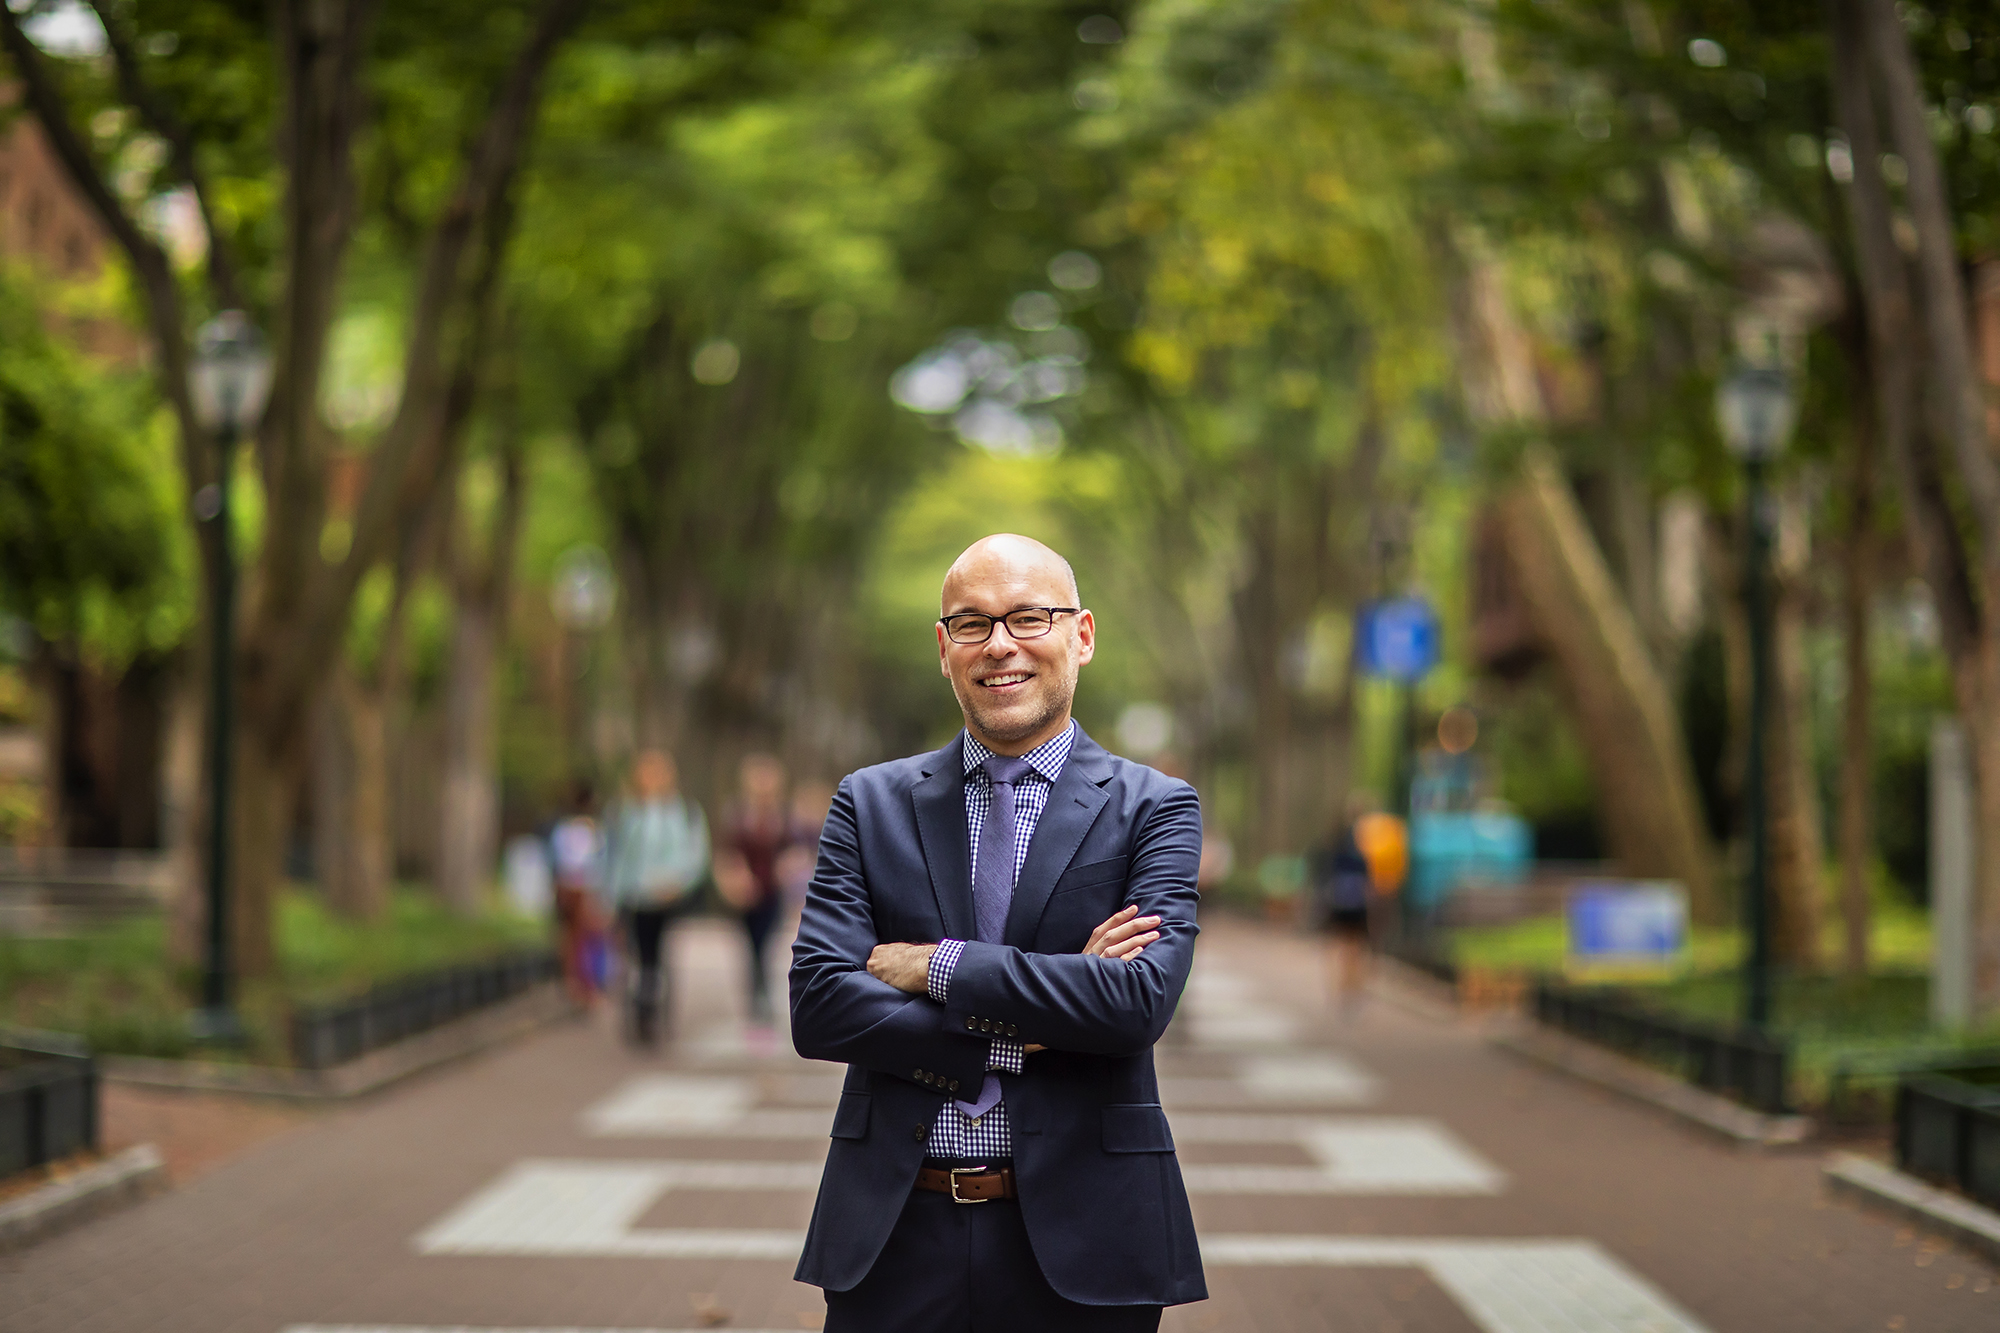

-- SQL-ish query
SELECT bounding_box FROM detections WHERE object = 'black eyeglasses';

[938,607,1080,645]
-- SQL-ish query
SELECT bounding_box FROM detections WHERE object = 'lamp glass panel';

[191,314,274,432]
[1714,368,1796,462]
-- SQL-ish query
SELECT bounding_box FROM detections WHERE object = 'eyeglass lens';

[948,610,1056,643]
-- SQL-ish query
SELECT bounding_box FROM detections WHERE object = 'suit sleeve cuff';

[987,1039,1025,1074]
[928,938,965,1003]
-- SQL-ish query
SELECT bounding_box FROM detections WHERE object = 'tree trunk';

[1838,369,1876,978]
[437,596,500,915]
[1454,245,1718,917]
[1972,692,2000,1010]
[313,664,395,920]
[311,679,359,914]
[1498,446,1720,918]
[163,658,205,966]
[1839,0,2000,1012]
[437,432,525,914]
[227,728,295,982]
[1768,507,1824,968]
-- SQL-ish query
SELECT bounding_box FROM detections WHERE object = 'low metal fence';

[1532,981,1792,1114]
[0,1030,97,1179]
[289,948,560,1070]
[1896,1071,2000,1209]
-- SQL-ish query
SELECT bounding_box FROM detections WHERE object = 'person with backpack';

[603,748,710,1046]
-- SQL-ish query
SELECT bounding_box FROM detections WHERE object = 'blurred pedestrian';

[604,748,710,1046]
[777,777,833,906]
[548,784,607,1011]
[714,753,795,1030]
[1309,791,1403,1014]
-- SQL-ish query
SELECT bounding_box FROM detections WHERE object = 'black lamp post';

[1715,363,1797,1031]
[188,311,273,1044]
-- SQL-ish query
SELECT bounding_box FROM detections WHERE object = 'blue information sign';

[1566,881,1689,979]
[1356,597,1441,682]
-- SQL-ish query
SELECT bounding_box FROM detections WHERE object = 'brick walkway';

[1,912,1993,1332]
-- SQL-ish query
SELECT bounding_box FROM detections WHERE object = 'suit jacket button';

[979,1019,992,1033]
[1006,1025,1018,1038]
[965,1017,978,1031]
[912,1125,928,1142]
[914,1069,925,1081]
[949,1080,960,1092]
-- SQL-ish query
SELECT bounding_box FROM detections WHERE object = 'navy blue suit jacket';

[789,726,1207,1308]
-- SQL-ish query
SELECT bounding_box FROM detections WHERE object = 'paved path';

[2,913,1993,1332]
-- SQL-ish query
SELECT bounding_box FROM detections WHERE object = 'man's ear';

[1075,609,1096,666]
[937,622,952,677]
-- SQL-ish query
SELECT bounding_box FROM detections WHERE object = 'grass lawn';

[1446,902,2000,1105]
[0,887,548,1064]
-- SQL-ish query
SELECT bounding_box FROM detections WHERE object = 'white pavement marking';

[408,1192,1709,1333]
[1179,968,1300,1047]
[419,1132,1498,1260]
[582,1052,1382,1140]
[414,1161,815,1258]
[579,1075,1496,1191]
[1160,1053,1381,1107]
[581,1075,758,1133]
[1183,1119,1505,1194]
[1200,1236,1711,1333]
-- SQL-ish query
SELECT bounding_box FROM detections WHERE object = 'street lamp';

[188,311,273,1044]
[1715,364,1796,1031]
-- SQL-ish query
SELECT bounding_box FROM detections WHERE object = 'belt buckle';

[948,1164,991,1204]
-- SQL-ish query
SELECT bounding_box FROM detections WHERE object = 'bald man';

[790,535,1206,1331]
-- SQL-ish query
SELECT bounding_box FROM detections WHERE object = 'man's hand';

[866,941,938,994]
[1020,908,1158,1056]
[1085,904,1160,961]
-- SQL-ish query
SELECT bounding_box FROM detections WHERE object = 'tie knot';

[981,753,1032,787]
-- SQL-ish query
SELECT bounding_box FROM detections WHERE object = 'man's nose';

[982,627,1021,657]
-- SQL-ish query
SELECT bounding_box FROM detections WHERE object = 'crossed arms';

[788,779,1202,1089]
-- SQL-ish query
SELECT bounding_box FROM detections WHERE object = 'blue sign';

[1566,882,1688,979]
[1356,597,1441,682]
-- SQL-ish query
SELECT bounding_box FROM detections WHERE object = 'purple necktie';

[955,753,1030,1120]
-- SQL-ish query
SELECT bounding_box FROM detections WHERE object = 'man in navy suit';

[790,534,1206,1331]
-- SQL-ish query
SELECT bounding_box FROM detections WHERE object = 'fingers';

[1084,904,1138,954]
[1086,905,1161,957]
[1089,912,1162,957]
[1100,930,1159,961]
[1022,1043,1047,1054]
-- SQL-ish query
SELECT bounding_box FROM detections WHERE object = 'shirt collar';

[962,719,1075,785]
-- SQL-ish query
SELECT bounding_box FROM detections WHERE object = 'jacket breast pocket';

[1101,1103,1175,1153]
[1052,855,1129,897]
[830,1090,870,1140]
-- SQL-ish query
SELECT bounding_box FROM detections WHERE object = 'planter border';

[103,983,570,1102]
[1824,1151,2000,1268]
[1495,1023,1814,1148]
[0,1143,164,1251]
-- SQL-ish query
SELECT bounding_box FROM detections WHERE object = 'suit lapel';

[911,735,974,940]
[1005,727,1112,948]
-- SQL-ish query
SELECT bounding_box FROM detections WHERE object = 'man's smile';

[977,671,1034,691]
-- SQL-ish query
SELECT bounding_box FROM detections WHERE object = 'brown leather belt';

[915,1164,1017,1203]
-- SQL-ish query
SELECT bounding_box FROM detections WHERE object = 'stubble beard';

[956,667,1076,749]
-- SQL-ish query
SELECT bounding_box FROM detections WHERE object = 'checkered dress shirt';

[922,722,1075,1158]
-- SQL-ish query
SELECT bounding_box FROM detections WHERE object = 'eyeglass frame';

[937,606,1082,646]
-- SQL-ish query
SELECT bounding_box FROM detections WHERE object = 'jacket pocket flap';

[1101,1102,1175,1153]
[830,1090,870,1140]
[1054,855,1130,894]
